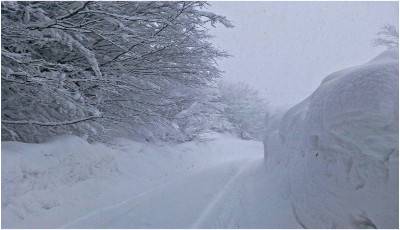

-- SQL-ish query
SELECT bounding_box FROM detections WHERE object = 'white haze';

[209,1,399,108]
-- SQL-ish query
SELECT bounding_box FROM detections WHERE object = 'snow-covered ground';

[265,49,399,228]
[2,133,299,228]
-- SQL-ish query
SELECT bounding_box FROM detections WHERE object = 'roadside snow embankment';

[2,133,260,228]
[2,136,120,228]
[265,49,399,228]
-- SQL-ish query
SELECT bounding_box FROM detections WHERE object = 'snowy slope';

[2,133,285,228]
[265,49,399,228]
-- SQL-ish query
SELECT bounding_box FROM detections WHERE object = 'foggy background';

[210,1,399,109]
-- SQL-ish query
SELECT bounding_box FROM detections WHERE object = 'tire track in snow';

[59,159,252,228]
[60,180,173,228]
[191,160,255,228]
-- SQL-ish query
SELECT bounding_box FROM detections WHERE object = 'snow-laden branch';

[57,1,91,20]
[2,1,233,142]
[77,10,168,24]
[24,6,103,79]
[2,116,102,126]
[100,2,190,67]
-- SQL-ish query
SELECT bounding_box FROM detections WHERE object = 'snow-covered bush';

[1,2,232,143]
[265,49,399,228]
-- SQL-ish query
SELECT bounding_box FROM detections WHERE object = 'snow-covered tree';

[374,24,399,48]
[218,81,269,140]
[1,1,233,142]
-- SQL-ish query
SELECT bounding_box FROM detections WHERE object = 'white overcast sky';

[209,1,399,108]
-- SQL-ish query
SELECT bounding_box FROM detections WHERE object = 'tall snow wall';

[265,49,399,228]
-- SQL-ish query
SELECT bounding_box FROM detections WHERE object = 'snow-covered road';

[62,154,299,228]
[3,134,301,228]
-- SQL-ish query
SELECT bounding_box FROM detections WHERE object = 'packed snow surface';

[2,133,300,228]
[264,49,399,228]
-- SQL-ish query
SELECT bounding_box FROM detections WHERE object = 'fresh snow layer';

[2,133,300,228]
[265,49,399,228]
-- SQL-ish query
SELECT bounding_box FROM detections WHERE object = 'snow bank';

[2,132,260,228]
[265,49,399,228]
[2,136,119,227]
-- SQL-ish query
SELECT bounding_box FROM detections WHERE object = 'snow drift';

[265,49,399,228]
[1,136,120,228]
